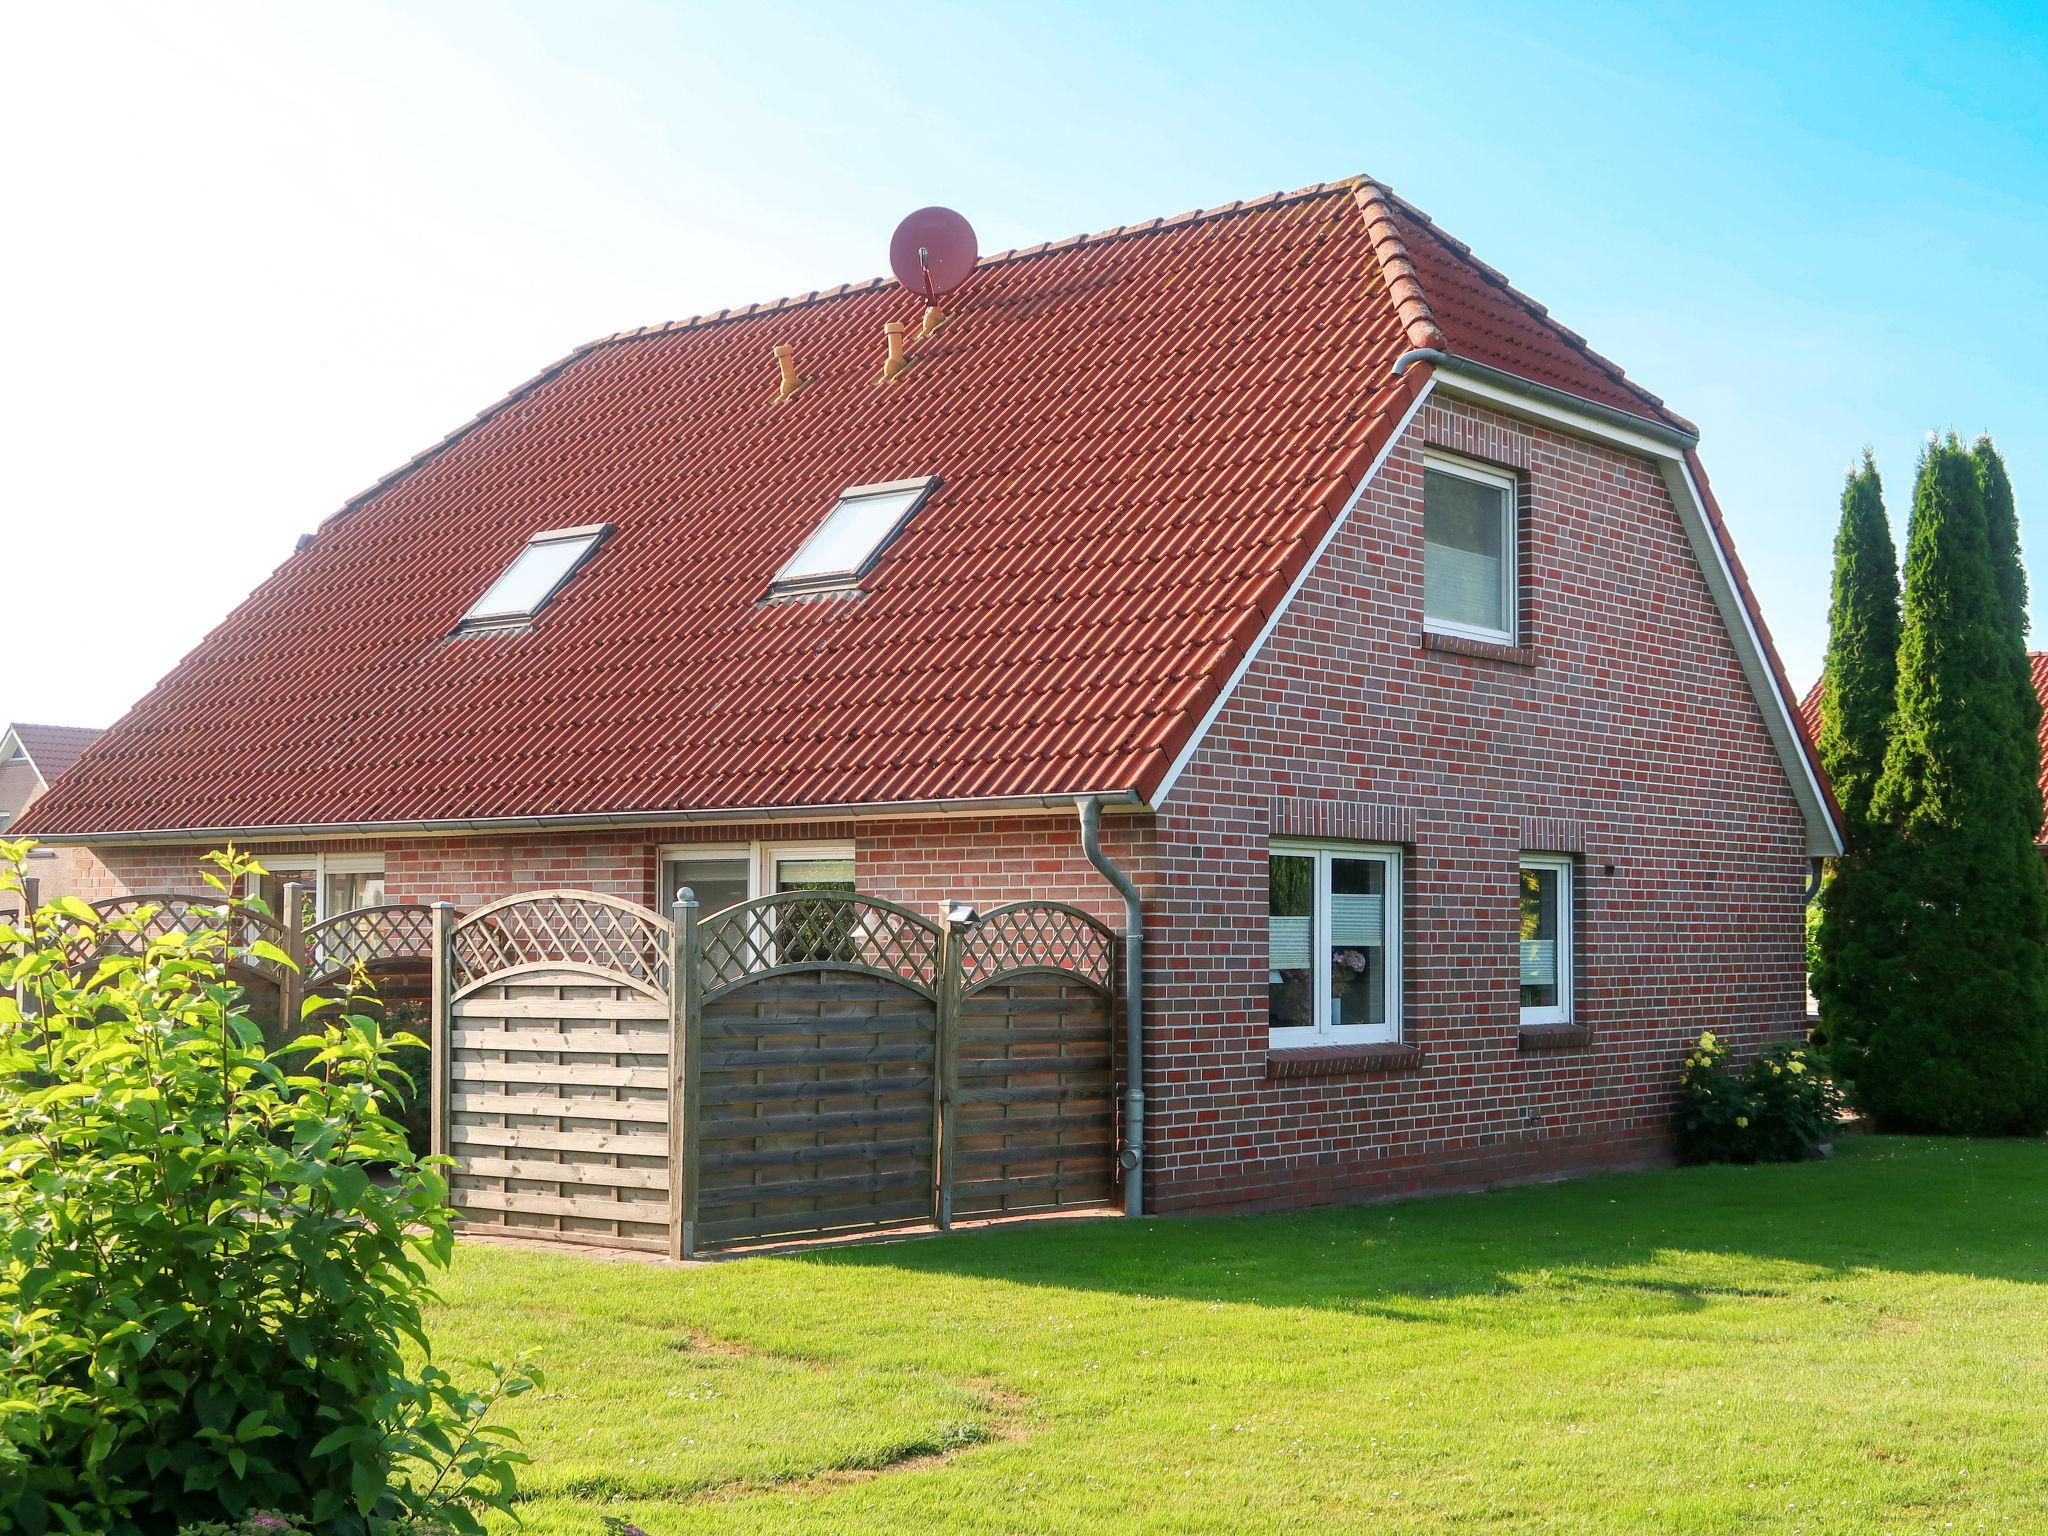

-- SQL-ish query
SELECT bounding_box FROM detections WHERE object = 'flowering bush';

[0,844,535,1534]
[1677,1031,1842,1164]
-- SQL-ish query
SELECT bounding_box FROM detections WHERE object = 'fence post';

[429,901,455,1163]
[671,890,701,1260]
[11,876,38,1017]
[279,880,306,1032]
[935,903,974,1230]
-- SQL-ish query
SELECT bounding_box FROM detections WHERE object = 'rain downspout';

[1078,795,1144,1217]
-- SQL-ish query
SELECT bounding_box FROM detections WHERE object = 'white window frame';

[1421,450,1519,646]
[657,840,856,911]
[243,851,386,921]
[457,523,611,632]
[1518,853,1574,1026]
[1267,839,1403,1049]
[769,477,937,597]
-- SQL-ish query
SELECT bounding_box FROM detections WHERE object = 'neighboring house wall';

[3,759,114,908]
[1139,395,1810,1212]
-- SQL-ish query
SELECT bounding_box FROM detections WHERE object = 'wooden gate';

[437,891,677,1252]
[943,902,1118,1221]
[678,893,945,1253]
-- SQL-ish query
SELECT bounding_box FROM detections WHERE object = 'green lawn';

[429,1138,2048,1534]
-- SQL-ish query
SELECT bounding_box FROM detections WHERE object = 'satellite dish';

[889,207,978,303]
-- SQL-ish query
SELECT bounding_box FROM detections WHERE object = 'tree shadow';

[788,1137,2048,1314]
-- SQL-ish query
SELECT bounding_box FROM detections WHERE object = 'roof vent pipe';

[1077,795,1144,1217]
[878,320,909,384]
[773,343,802,402]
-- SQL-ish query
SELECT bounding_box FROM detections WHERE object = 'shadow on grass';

[785,1136,2048,1314]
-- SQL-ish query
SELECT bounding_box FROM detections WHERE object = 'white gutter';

[26,789,1147,847]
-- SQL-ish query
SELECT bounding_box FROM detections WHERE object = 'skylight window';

[771,478,937,595]
[458,524,610,631]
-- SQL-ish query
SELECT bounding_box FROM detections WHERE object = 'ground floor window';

[249,852,384,925]
[1519,854,1573,1025]
[1268,840,1401,1047]
[658,842,855,913]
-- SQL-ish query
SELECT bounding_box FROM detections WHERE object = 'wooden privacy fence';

[56,881,1119,1256]
[433,886,1119,1256]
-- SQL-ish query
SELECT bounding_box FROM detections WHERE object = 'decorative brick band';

[1267,1043,1424,1079]
[1422,631,1537,668]
[1518,1023,1591,1053]
[1516,817,1585,853]
[1270,797,1416,845]
[1422,404,1534,469]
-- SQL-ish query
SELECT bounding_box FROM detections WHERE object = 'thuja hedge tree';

[0,845,535,1534]
[1833,438,2048,1134]
[1974,436,2043,838]
[1810,453,1900,1048]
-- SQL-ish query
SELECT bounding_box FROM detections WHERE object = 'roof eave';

[20,788,1151,847]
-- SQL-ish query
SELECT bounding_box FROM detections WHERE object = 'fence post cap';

[672,888,699,912]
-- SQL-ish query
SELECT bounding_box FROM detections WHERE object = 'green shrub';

[0,844,536,1534]
[1677,1032,1842,1165]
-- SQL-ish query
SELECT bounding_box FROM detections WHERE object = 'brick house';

[1,723,109,907]
[18,177,1838,1213]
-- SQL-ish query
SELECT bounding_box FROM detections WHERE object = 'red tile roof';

[21,177,1757,839]
[1800,655,2048,841]
[5,724,103,787]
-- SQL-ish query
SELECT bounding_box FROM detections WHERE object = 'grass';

[426,1137,2048,1534]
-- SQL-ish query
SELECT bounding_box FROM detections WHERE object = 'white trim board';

[1152,369,1842,858]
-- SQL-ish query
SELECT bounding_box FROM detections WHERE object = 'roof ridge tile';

[1352,180,1447,353]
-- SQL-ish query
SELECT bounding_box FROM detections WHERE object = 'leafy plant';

[0,843,537,1534]
[1677,1032,1841,1165]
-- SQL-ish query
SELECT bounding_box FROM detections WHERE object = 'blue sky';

[8,0,2047,725]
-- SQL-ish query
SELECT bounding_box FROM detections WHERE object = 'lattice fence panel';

[453,891,670,992]
[955,901,1116,991]
[692,969,938,1249]
[698,894,941,996]
[447,973,672,1252]
[305,903,436,984]
[74,894,288,977]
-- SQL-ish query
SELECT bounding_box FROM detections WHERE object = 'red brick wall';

[1137,395,1812,1212]
[73,815,1148,929]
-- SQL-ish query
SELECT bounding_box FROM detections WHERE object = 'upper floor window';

[1423,453,1517,644]
[1268,840,1402,1047]
[459,524,610,633]
[1519,854,1573,1025]
[771,478,937,596]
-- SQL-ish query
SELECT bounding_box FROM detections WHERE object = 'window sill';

[1517,1022,1591,1053]
[1267,1043,1423,1080]
[1422,630,1537,667]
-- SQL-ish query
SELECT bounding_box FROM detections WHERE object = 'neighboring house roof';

[1799,655,2048,842]
[2,724,104,788]
[19,176,1829,848]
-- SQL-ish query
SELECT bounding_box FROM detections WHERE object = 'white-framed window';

[247,851,386,925]
[658,841,856,913]
[1518,854,1573,1025]
[770,478,937,596]
[1423,451,1518,644]
[458,523,610,632]
[1267,840,1402,1047]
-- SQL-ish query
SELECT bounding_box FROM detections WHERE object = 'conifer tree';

[1834,437,2048,1134]
[1810,454,1899,1046]
[1973,436,2042,841]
